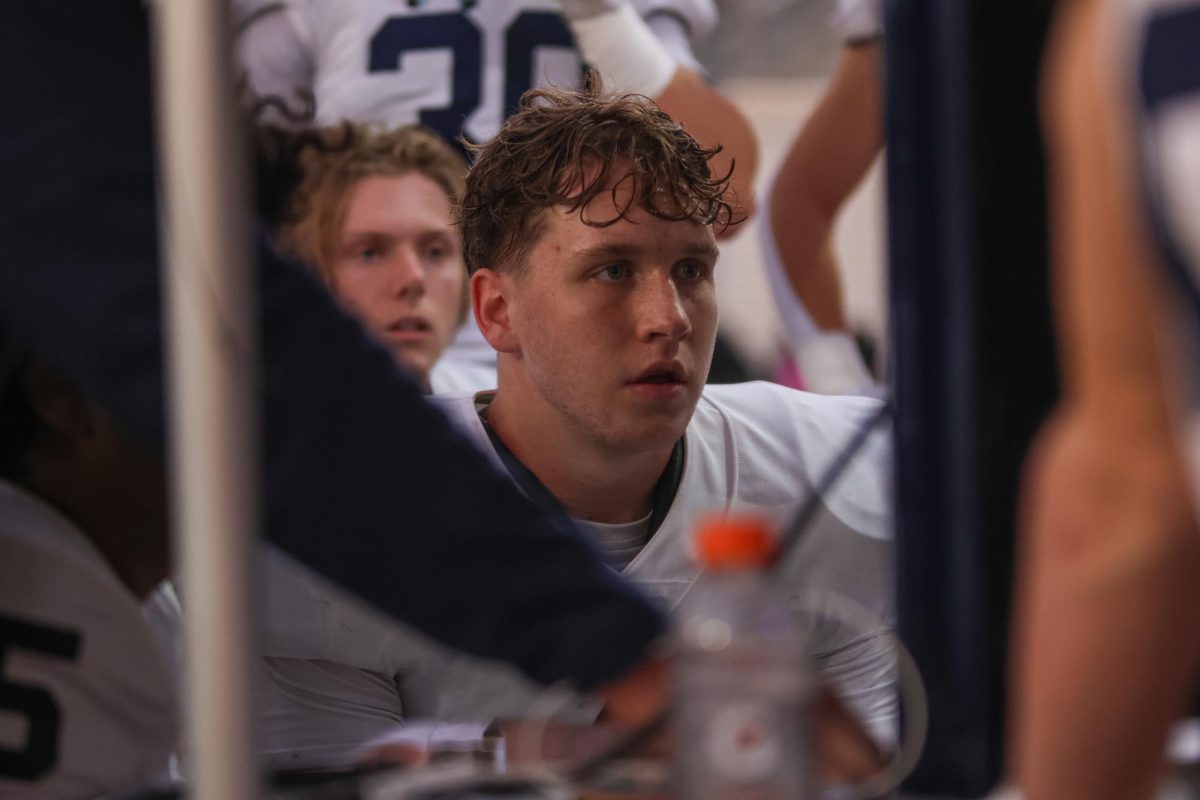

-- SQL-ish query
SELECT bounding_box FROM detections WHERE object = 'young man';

[259,87,895,768]
[453,84,894,738]
[274,123,491,392]
[0,333,178,798]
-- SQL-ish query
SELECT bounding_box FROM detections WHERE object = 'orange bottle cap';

[695,515,775,570]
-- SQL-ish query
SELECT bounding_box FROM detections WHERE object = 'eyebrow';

[572,240,720,262]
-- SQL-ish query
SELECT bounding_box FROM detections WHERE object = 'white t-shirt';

[255,382,897,766]
[0,480,177,799]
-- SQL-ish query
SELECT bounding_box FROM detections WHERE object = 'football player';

[1011,0,1200,797]
[0,334,177,798]
[256,86,895,775]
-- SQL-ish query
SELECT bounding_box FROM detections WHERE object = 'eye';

[356,244,384,263]
[596,263,630,282]
[676,260,710,281]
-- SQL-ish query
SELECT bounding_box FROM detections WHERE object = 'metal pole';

[151,1,261,798]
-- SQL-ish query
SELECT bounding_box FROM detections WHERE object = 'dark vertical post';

[886,0,1055,794]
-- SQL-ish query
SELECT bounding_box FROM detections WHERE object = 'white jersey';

[256,382,896,767]
[235,0,716,141]
[0,481,177,799]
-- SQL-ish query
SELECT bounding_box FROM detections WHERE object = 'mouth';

[382,317,432,342]
[627,362,689,399]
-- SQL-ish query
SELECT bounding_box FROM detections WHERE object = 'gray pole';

[151,1,261,797]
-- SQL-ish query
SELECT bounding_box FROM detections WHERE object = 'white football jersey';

[256,382,896,766]
[235,0,716,142]
[0,481,177,799]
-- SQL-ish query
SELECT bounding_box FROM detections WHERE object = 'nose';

[635,272,692,343]
[387,246,426,300]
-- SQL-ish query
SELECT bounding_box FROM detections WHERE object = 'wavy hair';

[459,83,740,276]
[269,123,467,280]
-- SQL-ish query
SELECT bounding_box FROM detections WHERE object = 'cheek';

[330,268,377,312]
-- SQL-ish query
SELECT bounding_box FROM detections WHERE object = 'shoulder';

[698,381,888,446]
[692,382,892,539]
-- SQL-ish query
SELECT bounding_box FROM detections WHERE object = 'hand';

[812,685,885,783]
[356,741,430,768]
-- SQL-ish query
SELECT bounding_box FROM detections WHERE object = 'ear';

[23,360,94,442]
[471,268,520,354]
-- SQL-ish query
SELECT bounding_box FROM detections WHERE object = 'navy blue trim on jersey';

[1139,6,1200,110]
[478,397,684,541]
[1135,5,1200,327]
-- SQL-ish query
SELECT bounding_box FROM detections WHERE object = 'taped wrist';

[564,2,678,99]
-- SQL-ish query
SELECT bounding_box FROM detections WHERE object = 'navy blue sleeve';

[0,0,663,690]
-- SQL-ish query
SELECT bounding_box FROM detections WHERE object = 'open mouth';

[386,316,429,333]
[385,318,432,336]
[628,363,688,395]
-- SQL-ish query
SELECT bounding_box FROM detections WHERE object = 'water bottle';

[672,515,816,800]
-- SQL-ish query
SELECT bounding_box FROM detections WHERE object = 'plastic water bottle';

[672,515,816,800]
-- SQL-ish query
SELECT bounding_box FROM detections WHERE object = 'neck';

[486,370,674,524]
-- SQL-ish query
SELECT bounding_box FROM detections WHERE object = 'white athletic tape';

[566,3,678,99]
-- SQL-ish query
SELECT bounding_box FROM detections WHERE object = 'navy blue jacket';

[0,0,662,690]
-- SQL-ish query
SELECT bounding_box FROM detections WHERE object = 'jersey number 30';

[0,613,81,780]
[368,11,581,144]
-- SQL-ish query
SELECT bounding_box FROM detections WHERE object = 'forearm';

[653,66,759,223]
[1014,415,1200,800]
[768,43,881,330]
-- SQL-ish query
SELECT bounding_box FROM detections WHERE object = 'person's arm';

[557,0,759,229]
[653,66,759,229]
[0,0,663,693]
[768,41,882,332]
[1011,1,1200,796]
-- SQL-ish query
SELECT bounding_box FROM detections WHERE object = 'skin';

[330,172,466,389]
[768,42,882,331]
[472,180,719,524]
[1010,1,1200,797]
[655,67,760,234]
